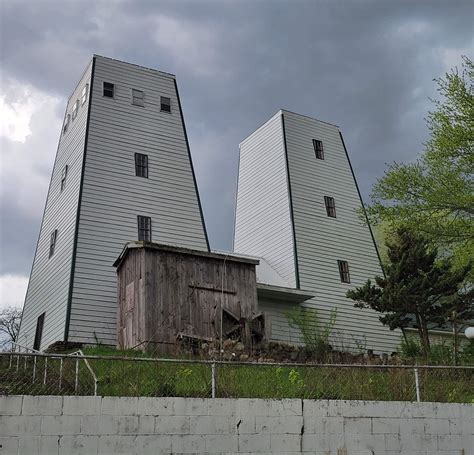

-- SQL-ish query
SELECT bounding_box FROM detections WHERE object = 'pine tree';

[346,228,471,355]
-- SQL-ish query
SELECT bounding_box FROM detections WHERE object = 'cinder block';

[344,433,385,452]
[41,416,82,436]
[269,399,302,417]
[270,433,301,451]
[301,433,335,452]
[302,400,329,417]
[344,417,372,434]
[238,434,271,452]
[17,436,41,455]
[255,415,303,434]
[0,415,41,436]
[98,416,139,435]
[459,403,474,420]
[236,415,256,434]
[304,416,344,434]
[59,435,99,455]
[155,415,189,434]
[189,415,234,435]
[80,415,99,434]
[100,397,138,416]
[137,415,155,434]
[205,434,238,453]
[171,434,206,453]
[63,396,101,415]
[448,418,462,435]
[438,434,464,450]
[137,397,185,416]
[98,435,139,454]
[372,417,400,434]
[22,396,62,416]
[0,396,22,416]
[238,399,271,417]
[184,397,208,416]
[424,418,447,435]
[39,436,60,454]
[399,418,425,436]
[135,435,172,454]
[0,436,19,455]
[207,398,237,416]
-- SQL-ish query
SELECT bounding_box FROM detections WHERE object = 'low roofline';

[113,242,259,269]
[257,283,315,304]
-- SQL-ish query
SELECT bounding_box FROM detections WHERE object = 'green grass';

[1,347,473,403]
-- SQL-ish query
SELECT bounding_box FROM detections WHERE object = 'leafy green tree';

[366,56,473,274]
[346,228,471,356]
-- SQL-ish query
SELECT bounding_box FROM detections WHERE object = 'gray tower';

[18,56,209,350]
[234,110,401,353]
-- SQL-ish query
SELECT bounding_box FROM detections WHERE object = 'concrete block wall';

[0,396,472,454]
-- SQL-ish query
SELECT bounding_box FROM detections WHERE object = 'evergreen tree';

[346,228,471,355]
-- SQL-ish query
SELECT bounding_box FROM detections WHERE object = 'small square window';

[132,89,145,107]
[324,196,336,218]
[137,216,152,242]
[61,165,68,192]
[63,114,70,134]
[49,229,58,258]
[103,82,115,98]
[72,100,79,120]
[160,96,171,113]
[337,260,350,283]
[135,153,148,178]
[313,139,324,160]
[81,84,89,105]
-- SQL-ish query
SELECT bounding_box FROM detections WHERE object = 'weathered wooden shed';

[114,242,261,352]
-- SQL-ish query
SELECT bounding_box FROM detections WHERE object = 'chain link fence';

[1,352,473,403]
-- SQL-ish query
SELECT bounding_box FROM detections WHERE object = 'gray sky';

[1,0,473,308]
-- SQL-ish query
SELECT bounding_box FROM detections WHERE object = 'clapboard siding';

[234,112,296,286]
[282,110,401,353]
[68,56,208,345]
[234,110,402,353]
[17,61,93,350]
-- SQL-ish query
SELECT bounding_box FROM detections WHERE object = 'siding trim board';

[338,131,385,276]
[173,78,210,252]
[64,56,96,341]
[281,113,300,289]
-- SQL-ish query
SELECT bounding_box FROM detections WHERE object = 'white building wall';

[234,112,296,287]
[68,56,209,345]
[283,110,401,353]
[17,61,93,350]
[235,110,402,353]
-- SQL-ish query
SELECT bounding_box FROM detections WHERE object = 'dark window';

[49,229,58,258]
[324,196,336,218]
[33,312,45,351]
[337,260,350,283]
[135,153,148,178]
[72,100,79,120]
[103,82,115,98]
[160,96,171,113]
[313,139,324,160]
[81,84,89,105]
[61,165,68,192]
[132,89,145,107]
[137,216,152,242]
[63,114,70,134]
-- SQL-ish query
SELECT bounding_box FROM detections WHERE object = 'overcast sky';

[0,0,473,310]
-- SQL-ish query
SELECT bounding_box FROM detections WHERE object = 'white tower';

[234,110,401,353]
[18,56,209,350]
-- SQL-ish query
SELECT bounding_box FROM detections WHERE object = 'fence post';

[59,358,63,392]
[43,357,48,385]
[211,362,216,398]
[414,366,421,402]
[32,356,37,383]
[75,358,79,394]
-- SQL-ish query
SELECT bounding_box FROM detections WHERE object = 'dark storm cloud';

[1,0,473,278]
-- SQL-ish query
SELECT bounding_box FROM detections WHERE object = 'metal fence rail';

[1,352,473,403]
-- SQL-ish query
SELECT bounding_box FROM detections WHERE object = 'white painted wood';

[17,61,93,350]
[235,110,402,353]
[234,112,297,287]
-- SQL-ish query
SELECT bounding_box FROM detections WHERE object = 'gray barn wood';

[114,242,259,352]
